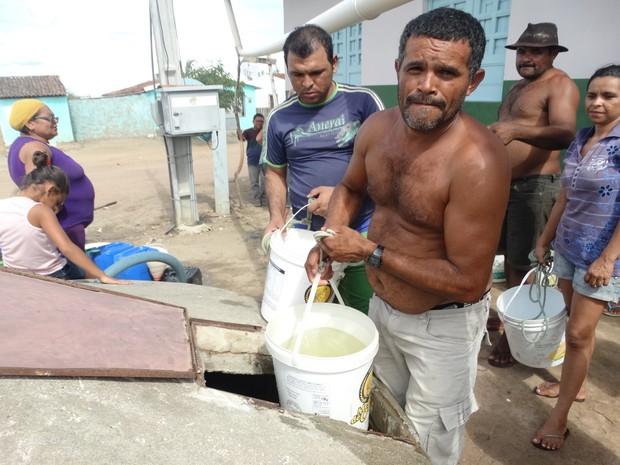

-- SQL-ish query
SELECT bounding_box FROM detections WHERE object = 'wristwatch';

[367,245,384,268]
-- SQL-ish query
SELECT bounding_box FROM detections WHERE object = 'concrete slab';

[84,281,271,375]
[0,377,428,465]
[85,280,266,327]
[1,278,430,464]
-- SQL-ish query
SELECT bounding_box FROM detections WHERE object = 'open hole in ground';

[204,371,280,404]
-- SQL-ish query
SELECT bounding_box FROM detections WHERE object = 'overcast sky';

[0,0,284,97]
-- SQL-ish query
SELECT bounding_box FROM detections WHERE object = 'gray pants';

[248,164,266,204]
[369,294,489,465]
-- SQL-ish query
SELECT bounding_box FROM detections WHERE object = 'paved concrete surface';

[1,279,430,465]
[86,280,267,326]
[0,376,427,465]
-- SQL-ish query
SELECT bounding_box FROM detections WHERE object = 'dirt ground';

[1,137,618,464]
[1,136,270,299]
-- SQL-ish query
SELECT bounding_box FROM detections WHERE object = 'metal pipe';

[229,0,414,58]
[223,0,244,54]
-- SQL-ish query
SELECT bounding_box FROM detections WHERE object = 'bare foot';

[534,381,586,402]
[487,332,515,368]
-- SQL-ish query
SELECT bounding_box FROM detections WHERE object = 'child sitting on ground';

[0,151,128,284]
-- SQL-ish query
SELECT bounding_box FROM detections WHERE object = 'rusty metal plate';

[0,269,197,379]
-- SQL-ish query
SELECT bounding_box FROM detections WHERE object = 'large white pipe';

[223,0,244,54]
[232,0,414,58]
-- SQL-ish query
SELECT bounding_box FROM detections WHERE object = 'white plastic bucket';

[261,229,341,322]
[496,284,567,368]
[265,303,379,429]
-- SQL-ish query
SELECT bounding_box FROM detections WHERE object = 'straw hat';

[9,99,46,131]
[505,23,568,52]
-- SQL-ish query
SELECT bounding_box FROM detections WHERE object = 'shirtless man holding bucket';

[487,22,580,368]
[306,8,510,464]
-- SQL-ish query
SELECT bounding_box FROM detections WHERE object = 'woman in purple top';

[532,64,620,451]
[7,99,94,250]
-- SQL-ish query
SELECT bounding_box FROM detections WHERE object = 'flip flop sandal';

[532,428,570,451]
[488,355,515,368]
[603,302,620,317]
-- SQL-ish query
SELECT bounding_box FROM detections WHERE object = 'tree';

[183,60,244,116]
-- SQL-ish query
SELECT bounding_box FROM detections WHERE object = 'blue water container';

[91,242,132,269]
[91,242,154,280]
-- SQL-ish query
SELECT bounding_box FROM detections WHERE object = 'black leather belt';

[431,290,490,310]
[513,173,559,183]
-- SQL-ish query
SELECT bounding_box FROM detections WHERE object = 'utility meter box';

[159,85,222,135]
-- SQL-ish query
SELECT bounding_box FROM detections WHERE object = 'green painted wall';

[367,85,398,110]
[369,78,591,130]
[369,84,502,125]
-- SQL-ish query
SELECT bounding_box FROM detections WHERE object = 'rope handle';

[261,200,315,255]
[291,228,337,362]
[313,229,347,306]
[281,199,315,232]
[503,250,555,343]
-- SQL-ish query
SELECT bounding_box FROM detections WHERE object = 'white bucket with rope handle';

[496,265,567,368]
[260,203,345,322]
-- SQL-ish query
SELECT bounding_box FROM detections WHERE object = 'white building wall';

[362,1,425,86]
[283,0,336,31]
[284,0,618,87]
[505,0,618,81]
[282,0,423,87]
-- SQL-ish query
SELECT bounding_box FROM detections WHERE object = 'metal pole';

[213,109,230,214]
[149,0,199,226]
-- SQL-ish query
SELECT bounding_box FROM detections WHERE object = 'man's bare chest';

[499,81,548,120]
[367,150,448,227]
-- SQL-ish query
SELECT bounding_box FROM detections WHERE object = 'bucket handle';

[503,265,554,343]
[261,200,316,255]
[313,229,348,306]
[521,316,549,343]
[281,199,315,232]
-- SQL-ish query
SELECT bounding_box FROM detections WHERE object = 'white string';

[502,267,537,320]
[280,200,314,232]
[291,272,321,365]
[290,229,334,365]
[261,200,314,255]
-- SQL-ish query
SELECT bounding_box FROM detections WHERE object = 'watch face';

[367,246,383,268]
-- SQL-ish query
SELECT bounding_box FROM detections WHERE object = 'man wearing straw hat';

[487,22,580,368]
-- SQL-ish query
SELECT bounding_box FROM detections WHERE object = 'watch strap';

[367,245,384,268]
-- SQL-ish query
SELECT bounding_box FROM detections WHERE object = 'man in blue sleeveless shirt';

[261,24,384,314]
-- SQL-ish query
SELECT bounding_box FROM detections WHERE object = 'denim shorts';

[552,251,620,302]
[48,260,85,280]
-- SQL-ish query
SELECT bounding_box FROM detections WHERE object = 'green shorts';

[336,262,373,315]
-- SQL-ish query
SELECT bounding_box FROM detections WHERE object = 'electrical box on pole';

[149,0,230,225]
[159,86,222,135]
